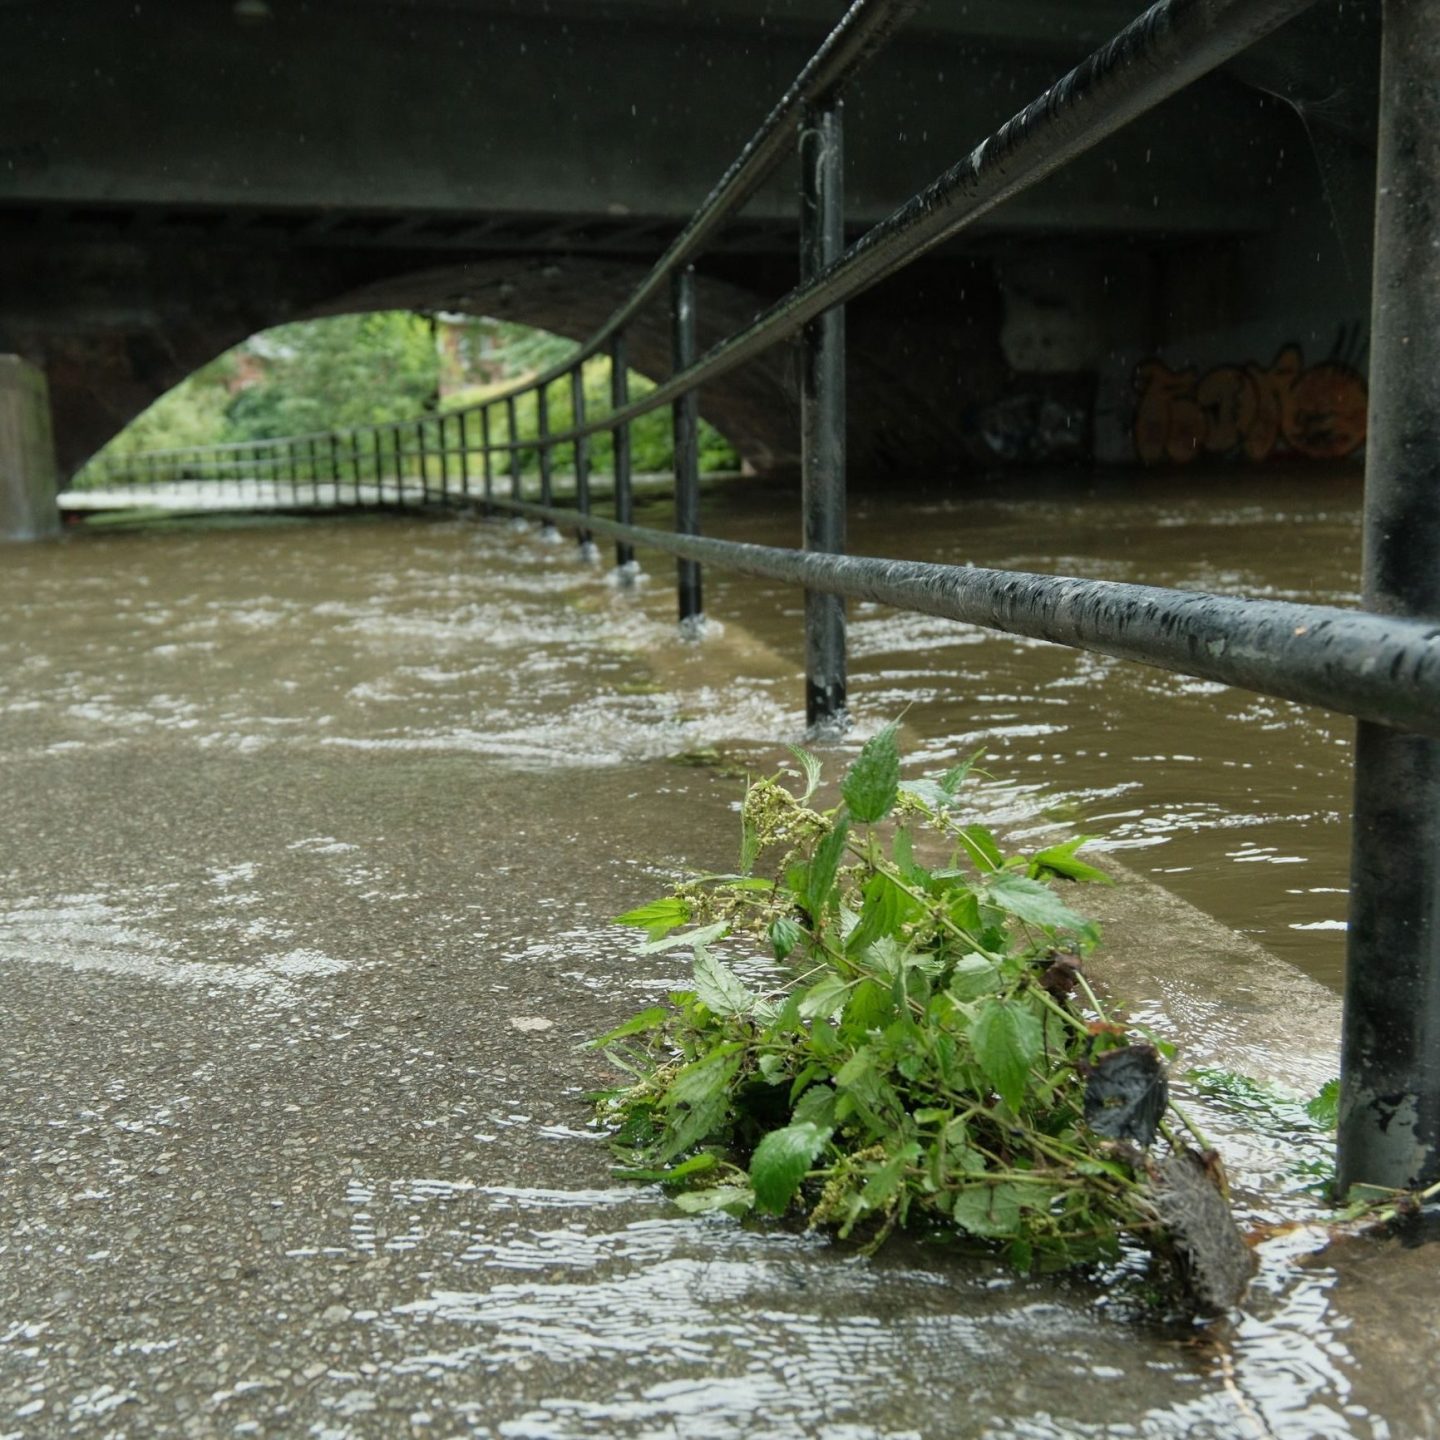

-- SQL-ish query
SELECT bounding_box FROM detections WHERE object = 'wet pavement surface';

[1,500,1436,1438]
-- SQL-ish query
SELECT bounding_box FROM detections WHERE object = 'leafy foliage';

[593,730,1246,1303]
[75,313,739,484]
[445,350,738,478]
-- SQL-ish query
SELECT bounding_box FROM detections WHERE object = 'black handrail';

[491,497,1440,741]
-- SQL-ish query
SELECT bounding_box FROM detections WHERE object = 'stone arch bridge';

[0,0,1378,528]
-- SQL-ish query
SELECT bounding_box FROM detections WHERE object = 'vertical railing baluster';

[351,431,361,505]
[459,410,472,502]
[537,381,555,533]
[438,414,451,501]
[671,265,702,630]
[328,433,341,506]
[1339,0,1440,1194]
[416,420,430,504]
[391,427,403,506]
[611,332,635,575]
[572,364,593,556]
[481,405,494,515]
[800,95,848,733]
[508,395,521,507]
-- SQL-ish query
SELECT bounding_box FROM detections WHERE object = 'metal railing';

[90,0,1440,1196]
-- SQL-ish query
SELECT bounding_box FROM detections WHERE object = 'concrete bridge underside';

[0,0,1379,484]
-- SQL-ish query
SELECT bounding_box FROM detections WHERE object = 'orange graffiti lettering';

[1133,344,1367,464]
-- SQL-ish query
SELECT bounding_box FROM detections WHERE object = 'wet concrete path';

[1,505,1436,1438]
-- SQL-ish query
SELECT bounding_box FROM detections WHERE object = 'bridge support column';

[1338,0,1440,1194]
[0,355,59,542]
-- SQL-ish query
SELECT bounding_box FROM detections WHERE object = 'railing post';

[572,365,594,555]
[458,410,472,502]
[507,395,522,506]
[800,95,848,733]
[328,433,342,506]
[438,415,451,501]
[537,382,556,533]
[415,420,429,504]
[371,431,383,506]
[1338,0,1440,1194]
[672,265,702,629]
[611,332,636,574]
[481,405,494,515]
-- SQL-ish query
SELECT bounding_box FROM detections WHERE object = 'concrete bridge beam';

[0,356,59,541]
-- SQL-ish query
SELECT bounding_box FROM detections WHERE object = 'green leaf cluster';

[74,313,739,486]
[593,728,1226,1288]
[446,352,738,479]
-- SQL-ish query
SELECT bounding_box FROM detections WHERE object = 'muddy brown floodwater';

[1,473,1436,1439]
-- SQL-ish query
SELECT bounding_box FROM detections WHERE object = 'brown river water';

[2,470,1435,1439]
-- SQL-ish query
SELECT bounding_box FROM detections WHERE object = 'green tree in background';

[224,312,441,439]
[78,310,739,483]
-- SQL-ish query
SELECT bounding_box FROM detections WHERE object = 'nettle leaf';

[940,751,983,794]
[969,998,1043,1112]
[1306,1077,1340,1130]
[842,978,892,1035]
[891,826,928,885]
[692,949,756,1018]
[785,744,824,803]
[834,1044,881,1096]
[857,1141,923,1209]
[658,1091,730,1162]
[805,817,851,918]
[898,778,955,814]
[613,1151,720,1183]
[664,1047,742,1109]
[750,1120,834,1214]
[768,915,804,961]
[842,724,900,823]
[951,1181,1027,1239]
[770,991,803,1035]
[672,1185,755,1216]
[957,824,1005,872]
[588,1006,671,1048]
[792,1084,837,1128]
[862,935,909,981]
[615,896,691,939]
[638,920,730,955]
[948,953,1002,1002]
[985,873,1089,933]
[847,872,912,955]
[1029,836,1112,886]
[798,973,851,1021]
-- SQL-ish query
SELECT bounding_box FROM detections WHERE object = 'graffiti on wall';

[1133,339,1368,464]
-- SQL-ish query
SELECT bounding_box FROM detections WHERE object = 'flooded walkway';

[1,488,1435,1438]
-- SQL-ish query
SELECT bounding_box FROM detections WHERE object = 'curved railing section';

[77,0,1440,1189]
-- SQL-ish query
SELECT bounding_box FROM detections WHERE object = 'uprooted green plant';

[590,726,1255,1312]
